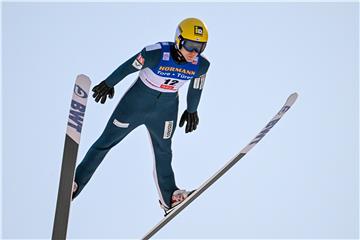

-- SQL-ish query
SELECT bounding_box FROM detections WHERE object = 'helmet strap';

[171,44,187,63]
[177,35,184,50]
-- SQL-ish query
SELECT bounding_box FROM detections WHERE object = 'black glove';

[92,81,114,104]
[179,110,199,133]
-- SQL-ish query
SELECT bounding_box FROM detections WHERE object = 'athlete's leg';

[145,97,179,208]
[73,83,149,199]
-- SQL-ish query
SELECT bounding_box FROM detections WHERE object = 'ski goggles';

[181,39,207,53]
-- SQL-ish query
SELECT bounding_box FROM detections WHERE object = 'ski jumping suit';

[73,42,210,208]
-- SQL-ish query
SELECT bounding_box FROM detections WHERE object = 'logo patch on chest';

[157,66,196,81]
[162,52,170,61]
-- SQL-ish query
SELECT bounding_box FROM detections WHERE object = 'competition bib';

[139,42,200,93]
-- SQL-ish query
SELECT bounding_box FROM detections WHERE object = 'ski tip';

[76,74,92,84]
[286,92,298,106]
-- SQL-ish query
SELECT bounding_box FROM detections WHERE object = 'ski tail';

[52,74,91,240]
[142,92,298,239]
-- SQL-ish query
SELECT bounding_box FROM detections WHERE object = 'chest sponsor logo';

[158,66,195,75]
[157,66,195,80]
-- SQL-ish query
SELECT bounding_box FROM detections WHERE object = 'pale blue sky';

[2,2,359,239]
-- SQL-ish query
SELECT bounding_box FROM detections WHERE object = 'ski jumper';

[73,42,210,208]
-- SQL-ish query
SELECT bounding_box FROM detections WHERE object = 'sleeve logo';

[132,53,145,70]
[193,74,206,90]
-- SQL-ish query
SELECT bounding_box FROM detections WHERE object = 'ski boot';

[159,189,195,216]
[71,181,78,199]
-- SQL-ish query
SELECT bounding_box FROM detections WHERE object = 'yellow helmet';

[175,18,208,53]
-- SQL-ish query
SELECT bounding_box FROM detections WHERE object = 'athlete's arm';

[104,45,162,87]
[92,44,161,104]
[186,57,210,113]
[179,56,210,133]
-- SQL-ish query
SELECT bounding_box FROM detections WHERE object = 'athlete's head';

[175,18,208,62]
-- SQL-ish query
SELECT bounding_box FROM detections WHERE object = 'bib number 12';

[164,79,179,86]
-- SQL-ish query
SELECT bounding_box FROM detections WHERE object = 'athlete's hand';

[179,110,199,133]
[92,81,114,104]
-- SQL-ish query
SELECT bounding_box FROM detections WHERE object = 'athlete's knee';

[155,144,173,156]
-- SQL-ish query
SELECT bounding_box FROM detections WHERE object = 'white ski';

[142,92,298,239]
[52,74,91,240]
